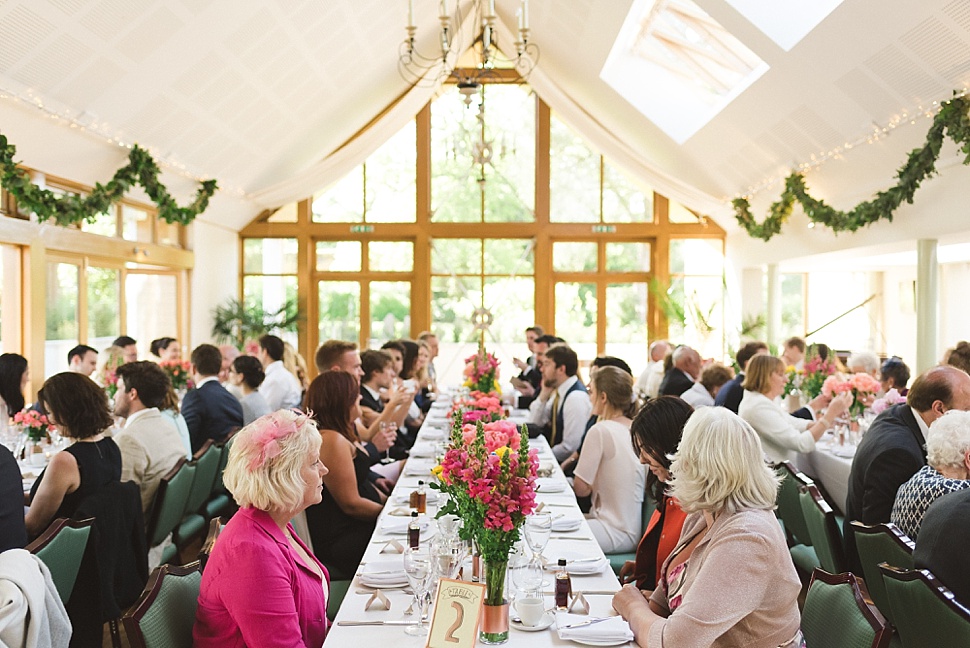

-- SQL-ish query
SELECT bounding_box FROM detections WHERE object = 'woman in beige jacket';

[613,407,804,648]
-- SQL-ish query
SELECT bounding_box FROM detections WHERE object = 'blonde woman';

[613,407,804,648]
[194,410,330,647]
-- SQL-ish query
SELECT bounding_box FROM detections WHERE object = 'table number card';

[425,579,485,648]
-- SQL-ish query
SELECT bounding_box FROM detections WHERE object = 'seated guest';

[847,350,881,378]
[314,339,363,380]
[845,365,970,575]
[714,341,767,413]
[619,397,694,591]
[891,410,970,539]
[880,356,911,395]
[417,331,439,392]
[67,344,98,376]
[946,340,970,375]
[612,408,803,647]
[414,340,434,411]
[573,367,644,553]
[0,443,26,551]
[511,334,558,402]
[257,335,303,411]
[25,373,121,538]
[780,336,806,370]
[511,325,544,394]
[113,361,188,516]
[636,340,671,401]
[528,344,592,462]
[397,340,425,432]
[658,345,700,398]
[359,350,395,427]
[914,488,970,606]
[218,345,241,397]
[0,353,28,431]
[112,335,138,363]
[680,363,733,409]
[149,337,181,362]
[194,410,330,647]
[283,342,311,395]
[739,355,851,463]
[181,344,244,452]
[160,385,192,459]
[229,356,271,426]
[303,371,384,579]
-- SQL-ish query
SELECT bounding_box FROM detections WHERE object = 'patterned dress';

[891,465,970,540]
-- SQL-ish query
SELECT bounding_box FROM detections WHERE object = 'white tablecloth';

[791,439,855,515]
[327,399,627,646]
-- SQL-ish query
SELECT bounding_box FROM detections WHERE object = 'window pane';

[432,239,481,275]
[126,273,178,365]
[667,276,724,358]
[87,267,120,346]
[81,210,117,237]
[316,241,361,272]
[369,241,414,272]
[318,281,360,343]
[370,281,411,344]
[46,262,79,378]
[806,271,871,352]
[312,167,364,223]
[121,205,152,242]
[484,239,533,275]
[366,121,416,223]
[244,275,298,337]
[669,200,701,224]
[550,116,599,223]
[483,85,535,223]
[553,242,597,272]
[669,239,723,275]
[606,242,651,272]
[156,220,181,247]
[555,282,597,345]
[484,277,535,342]
[605,283,648,374]
[431,87,482,223]
[780,273,805,341]
[244,238,298,274]
[431,275,483,345]
[603,160,653,222]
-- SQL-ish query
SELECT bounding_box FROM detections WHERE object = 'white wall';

[188,220,239,349]
[941,263,970,358]
[881,266,917,364]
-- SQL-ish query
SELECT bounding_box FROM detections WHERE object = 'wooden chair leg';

[109,618,122,648]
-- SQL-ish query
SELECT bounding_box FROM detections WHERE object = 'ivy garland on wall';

[732,93,970,242]
[0,132,218,227]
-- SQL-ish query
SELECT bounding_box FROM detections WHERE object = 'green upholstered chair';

[801,569,892,648]
[26,517,94,604]
[879,564,970,648]
[799,483,846,575]
[146,458,195,561]
[607,493,657,575]
[122,562,202,648]
[328,580,352,621]
[850,522,915,624]
[203,434,237,519]
[174,440,220,547]
[774,462,821,573]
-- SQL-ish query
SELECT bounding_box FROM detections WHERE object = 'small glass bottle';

[410,480,427,514]
[408,511,421,549]
[555,558,571,610]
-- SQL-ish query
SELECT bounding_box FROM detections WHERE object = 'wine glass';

[431,538,463,581]
[380,420,397,464]
[436,513,461,544]
[403,545,432,636]
[510,540,543,600]
[524,510,552,566]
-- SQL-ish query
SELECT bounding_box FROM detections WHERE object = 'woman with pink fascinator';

[194,409,331,647]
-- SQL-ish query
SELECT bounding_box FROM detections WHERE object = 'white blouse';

[738,390,815,463]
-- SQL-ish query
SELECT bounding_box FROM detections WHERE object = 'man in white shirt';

[635,340,670,399]
[257,334,303,411]
[113,361,189,515]
[528,343,592,462]
[67,344,98,377]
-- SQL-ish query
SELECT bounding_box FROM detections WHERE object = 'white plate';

[536,478,566,493]
[511,611,554,632]
[567,637,631,646]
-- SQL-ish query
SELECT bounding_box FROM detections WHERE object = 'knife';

[561,617,613,630]
[337,620,418,626]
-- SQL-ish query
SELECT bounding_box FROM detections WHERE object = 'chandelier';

[399,0,539,90]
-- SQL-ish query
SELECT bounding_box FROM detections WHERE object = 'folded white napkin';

[380,515,434,535]
[536,478,566,493]
[422,429,447,440]
[359,558,408,588]
[552,516,583,533]
[409,442,437,458]
[545,550,609,575]
[403,460,437,477]
[555,611,634,643]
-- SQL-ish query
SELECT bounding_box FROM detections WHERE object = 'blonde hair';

[283,342,310,391]
[590,366,633,412]
[742,355,784,394]
[927,410,970,471]
[668,407,780,515]
[223,410,322,513]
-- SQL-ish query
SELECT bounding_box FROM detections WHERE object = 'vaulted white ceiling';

[2,0,970,256]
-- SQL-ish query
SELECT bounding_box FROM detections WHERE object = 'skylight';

[723,0,844,52]
[601,0,768,144]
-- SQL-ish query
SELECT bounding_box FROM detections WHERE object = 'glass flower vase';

[480,557,509,644]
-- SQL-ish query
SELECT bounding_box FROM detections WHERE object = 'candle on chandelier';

[440,0,447,17]
[408,0,414,28]
[488,0,495,18]
[522,0,529,29]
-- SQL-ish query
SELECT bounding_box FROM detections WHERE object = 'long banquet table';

[791,435,855,515]
[327,397,627,646]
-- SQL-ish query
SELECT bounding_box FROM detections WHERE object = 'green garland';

[733,94,970,241]
[0,132,218,227]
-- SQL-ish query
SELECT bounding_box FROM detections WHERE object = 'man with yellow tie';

[527,343,592,462]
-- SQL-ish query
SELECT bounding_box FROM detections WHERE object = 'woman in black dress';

[26,372,121,538]
[303,370,385,579]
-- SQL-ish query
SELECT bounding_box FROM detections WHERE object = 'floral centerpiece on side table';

[800,355,839,400]
[463,349,501,395]
[159,360,193,392]
[822,373,882,419]
[431,416,539,644]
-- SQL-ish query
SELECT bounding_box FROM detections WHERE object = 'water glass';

[524,510,552,563]
[403,546,432,636]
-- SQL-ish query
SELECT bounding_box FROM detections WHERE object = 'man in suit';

[715,341,768,413]
[182,344,244,453]
[0,444,26,551]
[113,361,188,515]
[528,343,592,462]
[659,345,701,397]
[68,344,99,376]
[914,488,970,606]
[359,349,395,426]
[844,365,970,573]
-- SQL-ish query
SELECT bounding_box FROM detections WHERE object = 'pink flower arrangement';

[433,418,538,562]
[159,360,194,391]
[801,356,839,399]
[822,372,882,417]
[463,350,501,394]
[871,388,907,415]
[450,390,504,423]
[13,409,56,441]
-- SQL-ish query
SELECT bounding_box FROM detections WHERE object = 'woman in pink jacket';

[194,410,331,647]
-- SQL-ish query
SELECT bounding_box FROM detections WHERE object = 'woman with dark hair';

[303,371,384,578]
[396,340,425,434]
[150,337,181,362]
[25,373,121,538]
[230,355,271,425]
[618,396,694,591]
[0,353,29,426]
[398,339,419,381]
